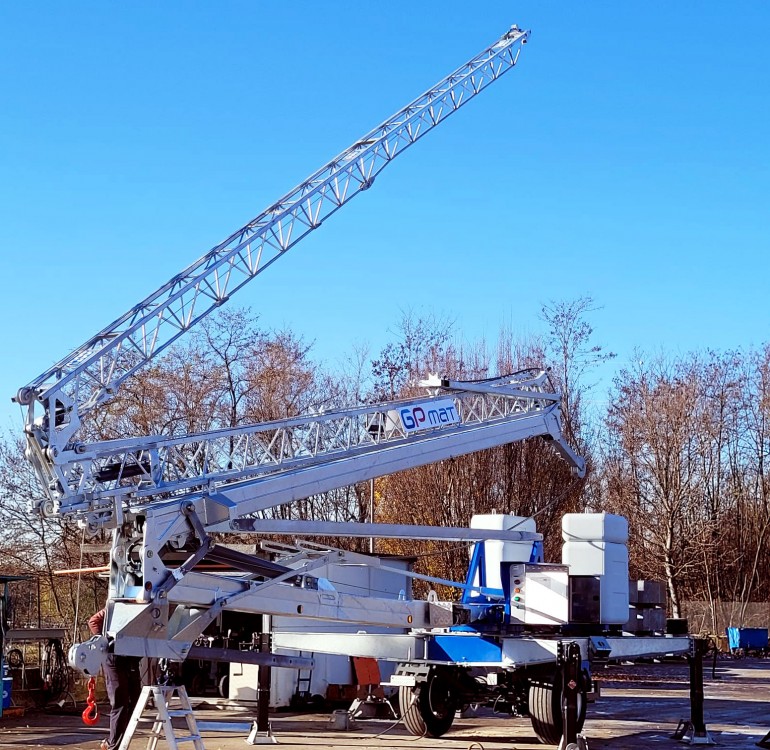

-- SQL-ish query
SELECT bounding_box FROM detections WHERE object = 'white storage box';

[562,540,628,576]
[562,513,628,543]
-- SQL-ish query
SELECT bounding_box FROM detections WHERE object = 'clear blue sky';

[2,2,768,433]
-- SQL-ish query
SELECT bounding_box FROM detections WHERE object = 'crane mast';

[15,25,530,517]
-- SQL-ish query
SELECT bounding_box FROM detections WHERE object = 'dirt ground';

[0,657,767,749]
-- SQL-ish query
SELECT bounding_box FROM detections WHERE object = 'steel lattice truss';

[17,26,529,434]
[55,370,564,524]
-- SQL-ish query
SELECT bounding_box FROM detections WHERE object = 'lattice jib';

[18,27,529,429]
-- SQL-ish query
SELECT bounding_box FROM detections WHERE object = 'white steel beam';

[229,519,542,543]
[48,369,578,528]
[273,633,693,667]
[196,407,571,531]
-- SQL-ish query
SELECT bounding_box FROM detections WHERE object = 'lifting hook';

[81,676,99,726]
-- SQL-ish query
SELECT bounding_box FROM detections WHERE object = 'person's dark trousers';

[103,654,142,750]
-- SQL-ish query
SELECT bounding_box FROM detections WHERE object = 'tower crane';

[15,26,584,674]
[13,24,586,678]
[12,27,707,748]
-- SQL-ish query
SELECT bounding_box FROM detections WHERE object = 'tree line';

[1,298,768,637]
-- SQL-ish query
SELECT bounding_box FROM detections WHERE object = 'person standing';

[88,609,142,750]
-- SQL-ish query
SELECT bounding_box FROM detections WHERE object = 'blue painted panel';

[428,635,502,663]
[462,542,485,604]
[726,627,768,650]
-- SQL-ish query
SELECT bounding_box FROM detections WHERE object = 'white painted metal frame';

[273,632,694,668]
[51,369,583,529]
[15,24,597,678]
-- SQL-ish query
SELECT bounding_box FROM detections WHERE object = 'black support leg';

[257,631,272,733]
[558,641,588,750]
[247,614,277,745]
[673,637,715,745]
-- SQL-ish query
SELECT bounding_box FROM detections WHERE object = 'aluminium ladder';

[118,684,205,750]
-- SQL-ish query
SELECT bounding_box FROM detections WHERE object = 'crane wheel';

[528,672,586,745]
[399,668,457,738]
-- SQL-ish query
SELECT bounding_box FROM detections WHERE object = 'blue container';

[2,676,11,709]
[726,627,769,650]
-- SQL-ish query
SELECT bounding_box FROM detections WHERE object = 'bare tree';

[603,347,770,628]
[730,346,770,623]
[0,438,106,634]
[540,296,615,445]
[370,310,454,400]
[605,355,720,618]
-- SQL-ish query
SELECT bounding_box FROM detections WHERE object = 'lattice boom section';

[61,383,551,509]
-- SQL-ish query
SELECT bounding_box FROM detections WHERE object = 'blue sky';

[2,2,768,433]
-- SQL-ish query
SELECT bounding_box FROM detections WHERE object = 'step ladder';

[118,684,205,750]
[294,651,313,706]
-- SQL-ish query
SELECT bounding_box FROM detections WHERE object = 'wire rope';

[71,525,86,646]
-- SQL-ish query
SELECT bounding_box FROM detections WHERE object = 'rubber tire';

[6,648,24,668]
[188,672,205,696]
[528,675,586,745]
[399,671,457,738]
